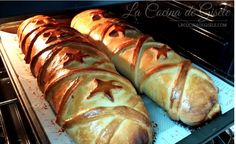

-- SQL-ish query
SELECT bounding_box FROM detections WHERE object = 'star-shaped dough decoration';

[44,31,58,43]
[32,18,40,24]
[154,45,172,60]
[44,28,75,44]
[91,10,104,21]
[63,51,89,66]
[109,25,126,37]
[109,23,136,37]
[90,10,113,21]
[87,79,122,102]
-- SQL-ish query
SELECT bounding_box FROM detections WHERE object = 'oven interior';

[0,1,234,144]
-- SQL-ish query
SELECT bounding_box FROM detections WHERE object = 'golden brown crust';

[71,9,221,126]
[18,15,152,144]
[178,70,219,125]
[17,15,58,54]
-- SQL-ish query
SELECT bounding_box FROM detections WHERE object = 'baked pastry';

[18,15,152,144]
[71,9,221,126]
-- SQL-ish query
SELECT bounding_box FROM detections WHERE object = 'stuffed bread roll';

[71,9,220,126]
[18,15,153,144]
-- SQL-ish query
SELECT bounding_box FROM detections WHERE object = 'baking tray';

[0,14,234,144]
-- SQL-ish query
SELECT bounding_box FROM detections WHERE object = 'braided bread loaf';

[71,9,220,126]
[17,15,152,144]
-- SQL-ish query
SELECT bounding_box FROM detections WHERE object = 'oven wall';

[0,1,128,18]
